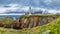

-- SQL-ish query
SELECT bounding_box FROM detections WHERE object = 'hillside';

[0,15,60,34]
[0,14,60,29]
[18,14,60,29]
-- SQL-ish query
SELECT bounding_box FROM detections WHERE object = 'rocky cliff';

[0,14,60,29]
[16,15,60,29]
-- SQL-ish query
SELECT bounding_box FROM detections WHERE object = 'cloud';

[0,3,60,14]
[0,4,45,13]
[0,7,7,13]
[0,4,29,13]
[8,4,20,7]
[44,0,52,5]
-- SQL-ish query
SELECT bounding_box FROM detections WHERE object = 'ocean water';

[0,15,21,20]
[0,12,25,20]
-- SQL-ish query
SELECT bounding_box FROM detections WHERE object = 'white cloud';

[0,7,19,13]
[44,0,52,5]
[47,9,60,14]
[20,6,29,11]
[48,10,56,14]
[0,7,7,13]
[0,4,29,13]
[0,3,60,14]
[43,0,60,6]
[0,4,44,13]
[8,4,20,7]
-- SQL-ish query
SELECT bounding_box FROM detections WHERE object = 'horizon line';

[0,14,25,15]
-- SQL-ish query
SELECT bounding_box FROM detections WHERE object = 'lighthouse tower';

[29,7,32,15]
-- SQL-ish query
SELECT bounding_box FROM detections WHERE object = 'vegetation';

[0,17,14,28]
[0,17,14,24]
[0,15,59,34]
[0,16,59,34]
[19,14,60,18]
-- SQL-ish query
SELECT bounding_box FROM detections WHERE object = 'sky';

[0,0,60,14]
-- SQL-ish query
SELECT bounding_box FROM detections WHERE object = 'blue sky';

[0,0,60,14]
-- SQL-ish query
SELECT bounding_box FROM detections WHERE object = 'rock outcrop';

[15,15,60,29]
[0,15,60,29]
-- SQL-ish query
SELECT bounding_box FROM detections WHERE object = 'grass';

[19,14,60,18]
[0,17,14,24]
[0,17,60,34]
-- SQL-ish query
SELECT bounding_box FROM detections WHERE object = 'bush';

[0,17,14,28]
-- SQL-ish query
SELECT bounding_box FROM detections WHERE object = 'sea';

[0,15,21,20]
[0,12,25,20]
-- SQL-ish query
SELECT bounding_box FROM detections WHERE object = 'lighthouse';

[29,7,32,15]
